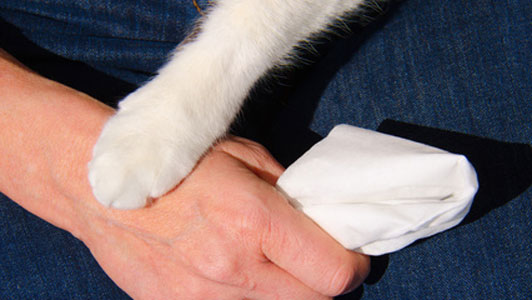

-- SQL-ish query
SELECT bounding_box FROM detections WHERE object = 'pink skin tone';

[0,49,369,299]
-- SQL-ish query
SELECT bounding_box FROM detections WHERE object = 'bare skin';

[0,49,369,299]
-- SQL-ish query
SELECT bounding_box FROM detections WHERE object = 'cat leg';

[88,0,367,209]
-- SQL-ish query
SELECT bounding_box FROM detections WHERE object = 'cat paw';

[88,110,204,209]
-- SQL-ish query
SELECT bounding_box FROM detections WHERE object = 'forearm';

[0,50,369,298]
[0,49,113,237]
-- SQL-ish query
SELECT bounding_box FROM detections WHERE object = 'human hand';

[78,137,370,299]
[0,49,369,299]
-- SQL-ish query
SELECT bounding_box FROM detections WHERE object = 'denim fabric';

[0,195,130,299]
[0,0,209,84]
[307,0,532,143]
[274,1,532,299]
[1,0,531,299]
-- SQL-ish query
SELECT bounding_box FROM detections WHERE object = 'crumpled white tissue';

[276,124,478,256]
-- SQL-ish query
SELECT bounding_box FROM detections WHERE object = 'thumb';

[216,136,370,295]
[262,191,370,296]
[214,136,285,185]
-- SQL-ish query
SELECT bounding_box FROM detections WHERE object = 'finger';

[247,261,332,300]
[215,136,285,185]
[261,193,371,296]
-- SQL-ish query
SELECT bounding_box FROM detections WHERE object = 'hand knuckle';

[207,257,240,281]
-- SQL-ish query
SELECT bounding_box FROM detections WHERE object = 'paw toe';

[88,153,149,209]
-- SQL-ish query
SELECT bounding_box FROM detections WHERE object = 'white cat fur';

[88,0,367,209]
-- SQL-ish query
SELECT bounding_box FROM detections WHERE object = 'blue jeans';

[1,0,531,299]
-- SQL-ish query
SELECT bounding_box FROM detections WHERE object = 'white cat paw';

[88,110,204,209]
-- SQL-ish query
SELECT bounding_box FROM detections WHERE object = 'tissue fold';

[276,124,478,255]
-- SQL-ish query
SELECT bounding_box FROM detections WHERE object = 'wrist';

[0,50,115,240]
